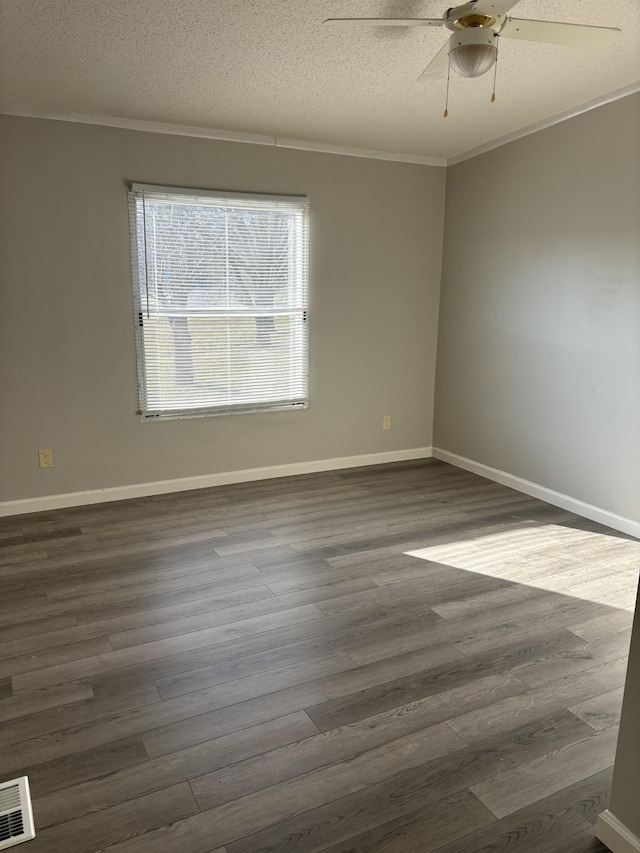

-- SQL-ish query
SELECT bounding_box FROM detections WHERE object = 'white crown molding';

[432,447,640,540]
[597,811,640,853]
[0,107,445,167]
[0,106,278,146]
[3,81,639,168]
[274,137,445,167]
[2,81,639,169]
[447,80,640,166]
[0,447,433,517]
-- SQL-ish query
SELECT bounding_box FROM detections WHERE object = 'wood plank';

[569,688,625,732]
[0,588,49,612]
[415,768,612,853]
[42,556,263,602]
[108,576,386,651]
[567,609,634,642]
[68,605,443,696]
[431,582,550,620]
[449,597,615,656]
[0,525,82,550]
[14,599,443,693]
[314,571,509,616]
[306,632,574,731]
[11,604,325,692]
[0,614,79,642]
[0,682,160,748]
[0,682,94,724]
[142,644,460,759]
[0,570,266,627]
[99,723,465,853]
[448,657,629,744]
[29,783,199,853]
[27,737,150,797]
[71,574,270,622]
[545,829,608,853]
[220,710,594,853]
[346,601,603,667]
[516,765,614,826]
[470,727,619,818]
[0,636,113,678]
[262,788,493,853]
[2,654,348,775]
[34,711,317,829]
[92,630,365,695]
[0,549,49,567]
[0,584,277,660]
[191,672,519,811]
[512,631,631,688]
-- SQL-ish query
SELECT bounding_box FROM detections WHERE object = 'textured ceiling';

[0,0,638,160]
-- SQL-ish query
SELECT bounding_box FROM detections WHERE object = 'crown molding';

[447,80,640,166]
[274,137,445,167]
[0,106,277,146]
[0,106,446,167]
[3,80,638,169]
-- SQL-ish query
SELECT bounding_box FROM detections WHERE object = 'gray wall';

[0,116,445,502]
[434,94,640,524]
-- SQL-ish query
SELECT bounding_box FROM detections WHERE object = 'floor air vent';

[0,778,35,849]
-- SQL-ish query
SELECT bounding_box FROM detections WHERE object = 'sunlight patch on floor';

[405,523,640,611]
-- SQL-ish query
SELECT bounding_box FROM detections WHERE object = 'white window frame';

[128,183,309,420]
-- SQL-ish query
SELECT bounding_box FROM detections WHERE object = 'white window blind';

[129,184,309,419]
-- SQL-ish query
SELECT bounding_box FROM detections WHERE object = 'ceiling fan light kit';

[448,28,498,78]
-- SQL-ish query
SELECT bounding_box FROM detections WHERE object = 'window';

[129,184,309,419]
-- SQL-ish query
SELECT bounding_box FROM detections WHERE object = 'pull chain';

[443,62,451,118]
[491,41,499,103]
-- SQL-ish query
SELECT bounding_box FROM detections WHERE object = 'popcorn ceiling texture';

[0,0,638,159]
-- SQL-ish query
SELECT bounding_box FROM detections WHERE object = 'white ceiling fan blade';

[323,18,445,28]
[500,18,621,49]
[417,40,450,81]
[472,0,523,17]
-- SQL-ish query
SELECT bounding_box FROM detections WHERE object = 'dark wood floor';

[1,459,638,853]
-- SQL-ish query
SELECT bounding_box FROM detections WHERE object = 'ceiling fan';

[324,1,621,80]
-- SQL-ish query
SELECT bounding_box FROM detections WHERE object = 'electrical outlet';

[38,448,53,469]
[382,415,391,430]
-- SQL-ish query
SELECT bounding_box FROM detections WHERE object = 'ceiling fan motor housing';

[448,27,498,77]
[453,13,496,29]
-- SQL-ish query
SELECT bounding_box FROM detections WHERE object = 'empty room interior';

[1,1,639,852]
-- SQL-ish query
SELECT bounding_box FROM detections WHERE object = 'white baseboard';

[597,811,640,853]
[0,447,433,517]
[432,447,640,540]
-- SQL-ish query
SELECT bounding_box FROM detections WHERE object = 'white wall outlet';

[38,449,53,469]
[382,415,391,430]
